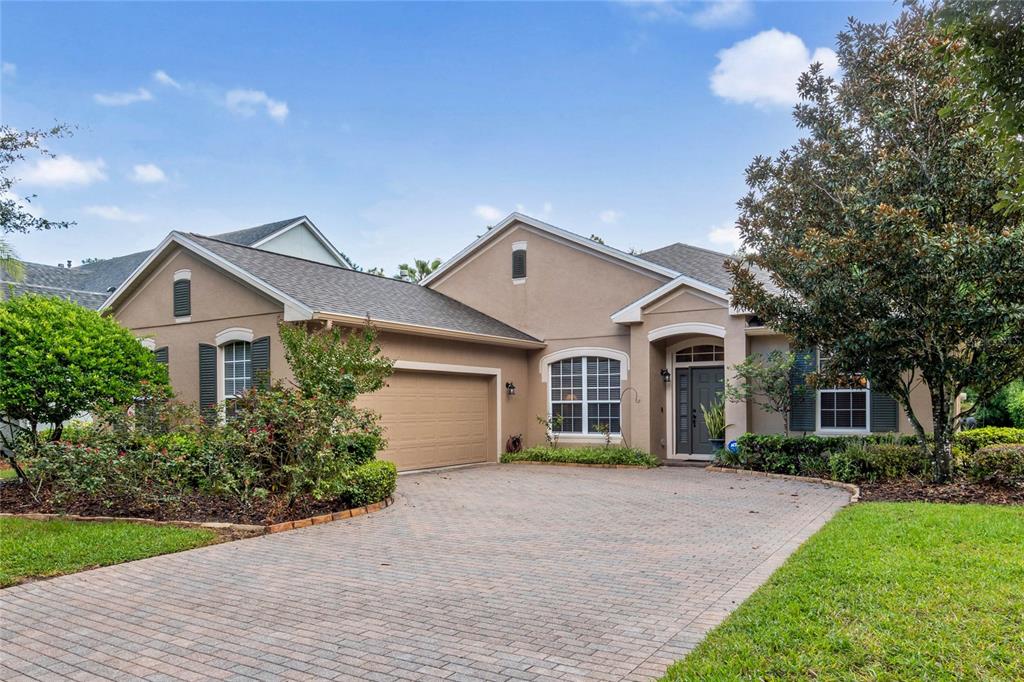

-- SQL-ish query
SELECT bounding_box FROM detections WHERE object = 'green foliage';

[0,294,168,442]
[725,351,799,433]
[700,398,727,440]
[661,503,1024,681]
[504,446,659,468]
[828,443,931,484]
[725,433,925,481]
[966,445,1024,487]
[727,3,1024,482]
[1,124,76,237]
[278,322,392,401]
[395,258,441,283]
[955,425,1024,455]
[1007,382,1024,428]
[941,1,1024,214]
[966,380,1024,426]
[340,460,397,507]
[536,413,565,447]
[0,517,216,587]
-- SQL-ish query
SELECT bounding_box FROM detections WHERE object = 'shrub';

[0,294,168,444]
[504,446,659,467]
[955,426,1024,455]
[828,443,931,483]
[966,445,1024,486]
[340,459,397,507]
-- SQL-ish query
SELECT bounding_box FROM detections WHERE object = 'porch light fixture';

[505,381,517,396]
[660,368,671,383]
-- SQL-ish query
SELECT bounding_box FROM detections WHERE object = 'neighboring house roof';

[635,243,733,292]
[103,232,542,346]
[421,212,680,287]
[1,281,110,309]
[1,217,349,309]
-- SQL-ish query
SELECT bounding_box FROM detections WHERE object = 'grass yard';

[662,503,1024,681]
[0,467,17,480]
[0,518,217,587]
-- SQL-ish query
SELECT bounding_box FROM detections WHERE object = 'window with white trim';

[549,356,621,434]
[223,341,252,398]
[675,344,724,363]
[817,352,868,431]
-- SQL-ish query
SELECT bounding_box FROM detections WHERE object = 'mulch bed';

[859,479,1024,506]
[0,480,350,525]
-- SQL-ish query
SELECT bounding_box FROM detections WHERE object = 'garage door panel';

[359,371,491,471]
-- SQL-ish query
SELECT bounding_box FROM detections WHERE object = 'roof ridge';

[644,241,733,260]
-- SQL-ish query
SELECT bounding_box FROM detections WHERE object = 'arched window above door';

[674,343,724,364]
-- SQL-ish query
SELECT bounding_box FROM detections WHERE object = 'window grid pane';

[223,341,252,397]
[819,389,867,430]
[549,356,621,434]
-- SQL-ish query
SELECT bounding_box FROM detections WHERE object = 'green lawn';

[662,503,1024,681]
[0,467,17,480]
[0,518,217,587]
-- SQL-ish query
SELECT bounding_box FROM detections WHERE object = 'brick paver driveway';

[1,465,849,682]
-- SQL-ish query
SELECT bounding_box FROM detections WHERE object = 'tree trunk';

[931,397,954,483]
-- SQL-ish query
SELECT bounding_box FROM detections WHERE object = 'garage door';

[359,371,492,471]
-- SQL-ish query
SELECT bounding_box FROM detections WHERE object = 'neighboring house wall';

[257,224,344,266]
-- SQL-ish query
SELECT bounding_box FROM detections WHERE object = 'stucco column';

[724,314,748,443]
[628,323,651,453]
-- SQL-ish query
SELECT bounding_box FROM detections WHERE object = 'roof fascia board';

[313,312,545,349]
[422,212,678,287]
[101,232,314,319]
[610,274,730,324]
[251,217,352,269]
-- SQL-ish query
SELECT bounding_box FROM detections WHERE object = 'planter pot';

[709,438,726,451]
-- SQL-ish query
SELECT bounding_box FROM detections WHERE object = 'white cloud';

[473,204,503,222]
[19,155,107,187]
[2,62,15,77]
[599,209,623,224]
[153,70,181,89]
[84,205,147,223]
[130,163,167,184]
[93,87,154,106]
[707,221,742,250]
[710,28,839,109]
[225,89,289,122]
[621,1,752,28]
[542,201,553,215]
[690,1,753,29]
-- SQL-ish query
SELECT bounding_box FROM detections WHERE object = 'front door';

[675,366,725,456]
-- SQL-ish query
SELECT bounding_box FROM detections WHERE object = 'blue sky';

[2,1,900,273]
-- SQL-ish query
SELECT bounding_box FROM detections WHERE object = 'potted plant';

[701,399,729,452]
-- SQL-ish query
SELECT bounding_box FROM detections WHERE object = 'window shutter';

[870,391,899,432]
[173,279,191,317]
[789,348,817,432]
[512,249,527,279]
[251,336,270,389]
[153,346,169,365]
[198,343,217,419]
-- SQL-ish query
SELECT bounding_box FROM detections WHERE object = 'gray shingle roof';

[210,217,304,246]
[1,281,110,309]
[636,243,734,291]
[1,218,313,309]
[187,234,539,343]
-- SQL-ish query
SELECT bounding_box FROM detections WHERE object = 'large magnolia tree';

[727,3,1024,481]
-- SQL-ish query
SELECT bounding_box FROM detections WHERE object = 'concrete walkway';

[1,465,849,681]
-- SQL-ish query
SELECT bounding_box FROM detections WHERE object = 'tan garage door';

[359,371,492,471]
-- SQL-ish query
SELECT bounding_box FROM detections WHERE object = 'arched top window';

[675,343,724,364]
[223,341,252,398]
[549,356,621,434]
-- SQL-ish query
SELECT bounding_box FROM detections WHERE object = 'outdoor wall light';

[505,381,517,396]
[660,369,671,383]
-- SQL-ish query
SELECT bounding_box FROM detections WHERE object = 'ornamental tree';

[0,294,168,444]
[725,351,799,434]
[727,3,1024,482]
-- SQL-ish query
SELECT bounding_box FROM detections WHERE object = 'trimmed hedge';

[827,444,931,483]
[724,433,922,478]
[504,446,659,468]
[956,426,1024,455]
[967,445,1024,486]
[341,460,397,507]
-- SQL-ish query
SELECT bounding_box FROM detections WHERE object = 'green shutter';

[512,249,527,279]
[252,336,270,389]
[153,346,169,365]
[789,348,817,432]
[198,343,217,419]
[173,279,191,317]
[870,391,899,432]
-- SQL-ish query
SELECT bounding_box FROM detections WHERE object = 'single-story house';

[8,214,934,471]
